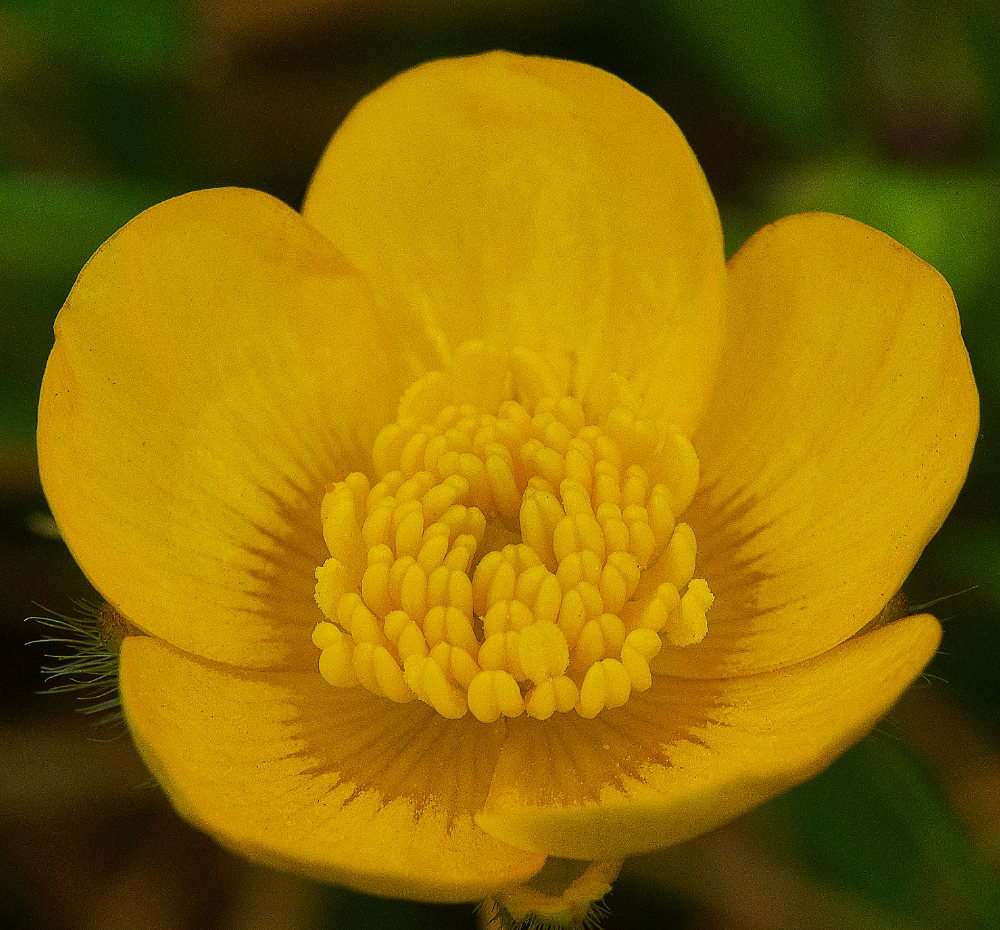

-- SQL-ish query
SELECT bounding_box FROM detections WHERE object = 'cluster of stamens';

[313,345,713,723]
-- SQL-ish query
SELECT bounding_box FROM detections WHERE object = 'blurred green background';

[2,1,999,928]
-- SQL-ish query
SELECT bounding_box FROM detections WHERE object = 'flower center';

[313,343,713,723]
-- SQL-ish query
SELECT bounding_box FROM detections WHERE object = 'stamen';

[314,342,714,722]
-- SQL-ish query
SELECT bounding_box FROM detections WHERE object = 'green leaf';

[762,157,999,311]
[922,523,1000,721]
[651,0,842,144]
[4,0,193,76]
[750,734,1000,928]
[0,175,166,276]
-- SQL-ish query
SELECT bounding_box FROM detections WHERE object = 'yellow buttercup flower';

[38,52,977,918]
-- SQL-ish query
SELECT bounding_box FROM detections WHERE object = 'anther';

[313,343,714,722]
[468,670,525,722]
[524,675,579,720]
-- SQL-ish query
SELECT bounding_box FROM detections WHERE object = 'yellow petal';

[303,52,726,433]
[119,635,545,901]
[475,612,941,859]
[673,212,978,678]
[38,188,403,667]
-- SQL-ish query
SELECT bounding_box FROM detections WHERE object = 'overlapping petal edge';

[38,51,978,903]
